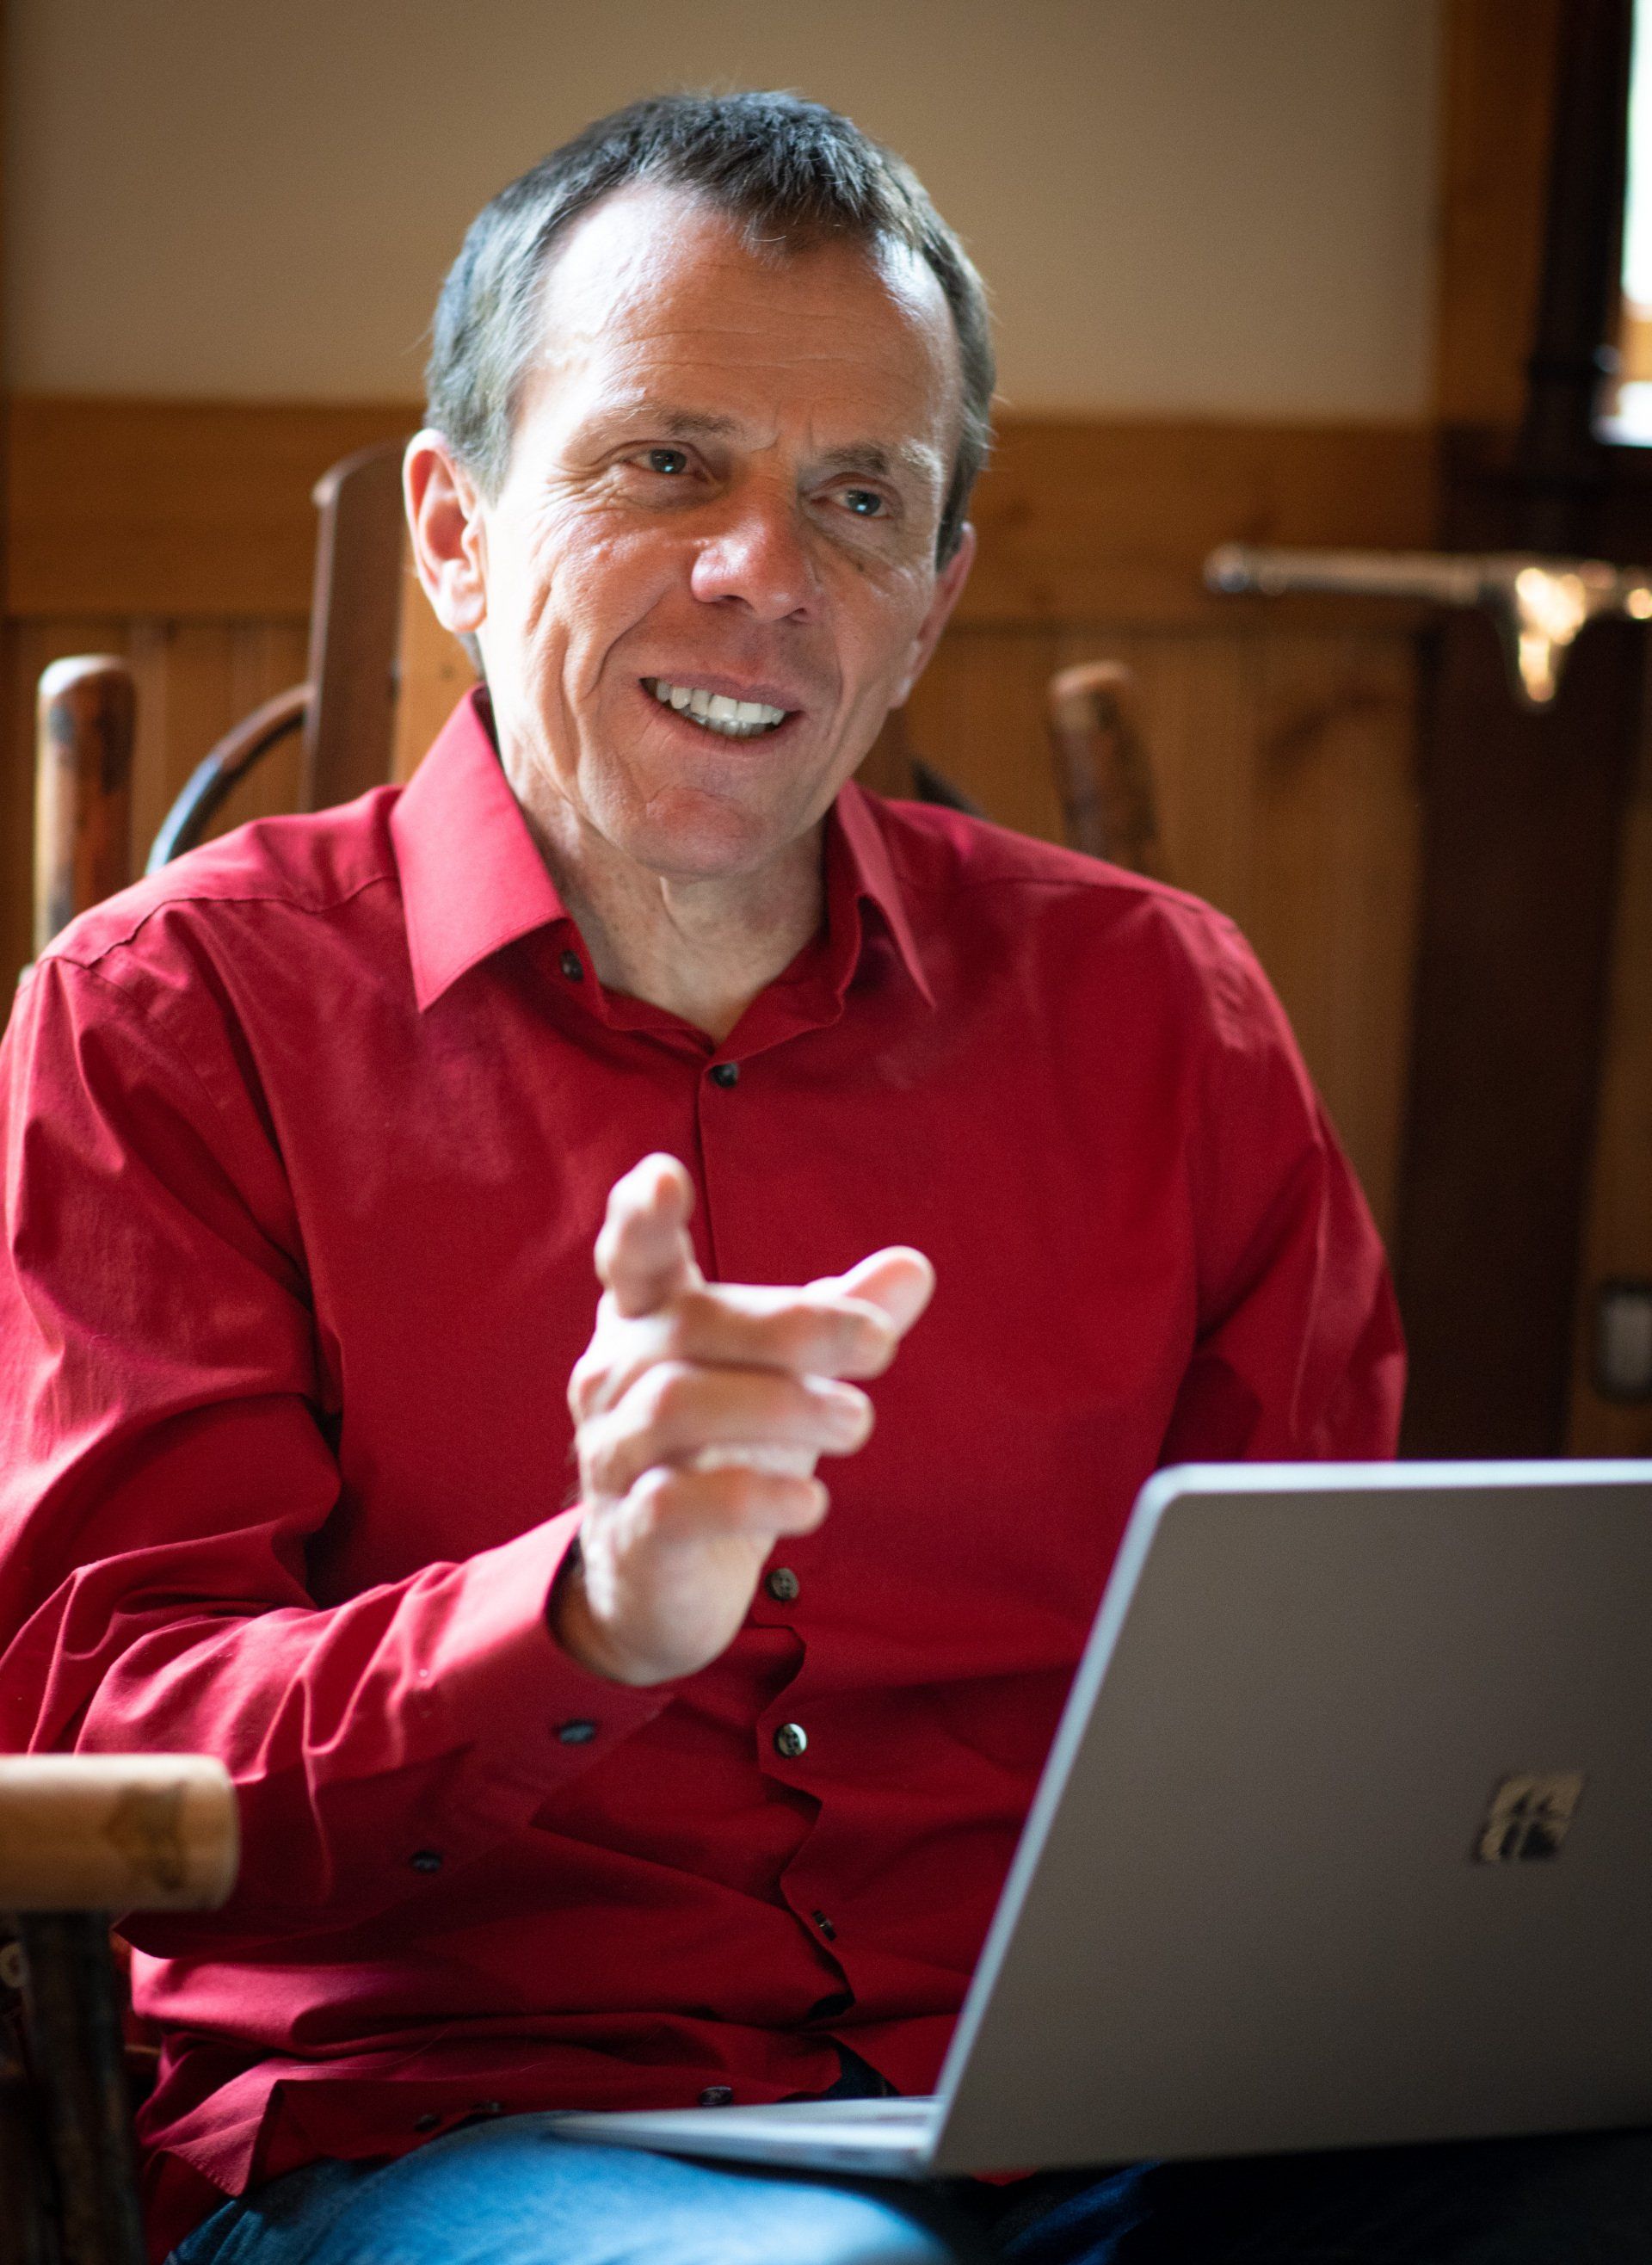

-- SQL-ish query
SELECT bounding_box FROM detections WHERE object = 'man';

[0,90,1457,2265]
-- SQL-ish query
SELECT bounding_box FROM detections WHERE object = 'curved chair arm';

[0,1755,237,1915]
[146,682,311,873]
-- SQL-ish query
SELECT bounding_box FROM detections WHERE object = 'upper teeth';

[648,679,789,737]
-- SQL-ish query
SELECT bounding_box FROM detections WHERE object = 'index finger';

[595,1154,703,1319]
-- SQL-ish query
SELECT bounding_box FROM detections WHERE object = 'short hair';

[425,90,993,567]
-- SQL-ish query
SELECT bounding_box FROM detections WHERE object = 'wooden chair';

[0,1757,237,2265]
[33,440,409,956]
[17,447,412,2259]
[851,662,1166,876]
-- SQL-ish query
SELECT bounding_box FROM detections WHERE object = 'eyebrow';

[817,442,895,479]
[654,409,741,441]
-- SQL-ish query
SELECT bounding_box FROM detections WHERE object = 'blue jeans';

[169,2115,1652,2265]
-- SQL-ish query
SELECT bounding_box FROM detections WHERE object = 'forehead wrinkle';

[525,188,965,489]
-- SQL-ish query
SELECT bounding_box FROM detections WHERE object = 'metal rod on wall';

[1204,540,1652,707]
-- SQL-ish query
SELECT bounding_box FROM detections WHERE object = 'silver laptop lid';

[933,1460,1652,2175]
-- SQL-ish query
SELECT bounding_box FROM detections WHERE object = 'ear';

[404,429,489,635]
[891,523,977,706]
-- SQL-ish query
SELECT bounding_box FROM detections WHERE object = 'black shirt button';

[811,1909,838,1941]
[774,1721,808,1760]
[558,949,584,981]
[557,1719,598,1745]
[699,2085,735,2107]
[413,2111,441,2132]
[409,1848,443,1874]
[710,1061,739,1088]
[766,1566,800,1604]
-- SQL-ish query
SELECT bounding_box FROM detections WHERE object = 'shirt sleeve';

[1156,917,1407,1465]
[0,954,665,1932]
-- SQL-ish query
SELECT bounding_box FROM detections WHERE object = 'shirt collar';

[828,780,936,1009]
[391,690,571,1011]
[392,688,935,1014]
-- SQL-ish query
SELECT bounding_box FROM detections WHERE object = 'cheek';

[835,565,932,694]
[521,520,681,680]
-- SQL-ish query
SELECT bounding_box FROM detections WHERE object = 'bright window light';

[1601,0,1652,441]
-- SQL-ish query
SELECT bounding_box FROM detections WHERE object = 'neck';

[511,784,827,1046]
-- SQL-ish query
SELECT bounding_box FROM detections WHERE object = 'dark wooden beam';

[1396,0,1648,1453]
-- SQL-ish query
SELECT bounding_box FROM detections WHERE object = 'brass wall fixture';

[1204,542,1652,707]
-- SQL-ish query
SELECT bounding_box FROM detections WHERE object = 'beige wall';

[5,0,1439,418]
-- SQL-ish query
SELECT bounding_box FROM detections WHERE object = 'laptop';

[548,1460,1652,2178]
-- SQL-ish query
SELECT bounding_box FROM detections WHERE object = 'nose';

[688,481,817,621]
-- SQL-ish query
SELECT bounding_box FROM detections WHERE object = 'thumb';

[827,1246,936,1340]
[595,1153,702,1319]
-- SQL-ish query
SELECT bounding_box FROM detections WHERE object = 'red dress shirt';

[0,691,1403,2256]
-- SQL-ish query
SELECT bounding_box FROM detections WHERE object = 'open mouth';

[644,677,792,740]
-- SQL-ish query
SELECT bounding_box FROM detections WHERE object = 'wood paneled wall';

[1,398,1433,1256]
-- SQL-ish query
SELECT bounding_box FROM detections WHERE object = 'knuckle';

[720,1460,773,1513]
[568,1350,606,1421]
[767,1305,823,1367]
[689,1466,769,1537]
[799,1370,847,1416]
[665,1287,714,1347]
[644,1360,700,1429]
[630,1461,675,1506]
[626,1464,679,1530]
[579,1413,631,1501]
[593,1222,623,1283]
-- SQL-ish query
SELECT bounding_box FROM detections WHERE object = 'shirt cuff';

[419,1507,670,1817]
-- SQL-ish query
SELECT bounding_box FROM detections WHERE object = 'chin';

[612,784,821,880]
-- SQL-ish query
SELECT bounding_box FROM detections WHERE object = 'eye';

[840,488,885,518]
[641,447,690,476]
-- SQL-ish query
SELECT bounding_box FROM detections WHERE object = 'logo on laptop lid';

[1474,1774,1586,1863]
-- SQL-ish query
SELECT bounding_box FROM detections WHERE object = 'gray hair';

[426,90,994,567]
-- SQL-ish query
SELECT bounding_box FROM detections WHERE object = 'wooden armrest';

[0,1756,237,1913]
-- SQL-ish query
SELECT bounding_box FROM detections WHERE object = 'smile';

[644,678,792,739]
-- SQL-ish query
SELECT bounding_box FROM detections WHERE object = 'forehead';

[521,182,963,447]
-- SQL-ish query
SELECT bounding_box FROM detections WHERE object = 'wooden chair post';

[1045,663,1166,878]
[0,1758,237,2265]
[34,660,136,956]
[12,1915,145,2265]
[0,1935,53,2265]
[301,441,408,812]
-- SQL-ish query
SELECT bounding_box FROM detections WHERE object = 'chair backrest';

[850,665,1168,875]
[144,441,410,879]
[32,441,412,955]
